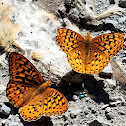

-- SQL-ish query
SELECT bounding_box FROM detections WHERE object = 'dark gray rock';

[89,120,109,126]
[105,112,114,120]
[119,0,126,8]
[109,0,115,4]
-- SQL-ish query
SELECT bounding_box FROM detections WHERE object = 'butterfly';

[6,52,68,122]
[56,28,125,74]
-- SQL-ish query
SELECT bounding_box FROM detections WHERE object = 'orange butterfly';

[6,52,68,122]
[56,28,125,74]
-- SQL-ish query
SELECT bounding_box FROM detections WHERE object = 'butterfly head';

[42,80,52,88]
[85,33,92,40]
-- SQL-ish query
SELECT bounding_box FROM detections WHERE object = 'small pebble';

[118,110,125,115]
[105,107,111,113]
[91,108,96,114]
[0,103,11,115]
[105,112,114,120]
[72,95,78,101]
[9,122,21,126]
[83,107,89,115]
[63,114,68,121]
[70,112,77,119]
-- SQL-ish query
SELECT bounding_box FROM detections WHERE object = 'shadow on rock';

[21,117,53,126]
[84,75,109,104]
[52,71,110,104]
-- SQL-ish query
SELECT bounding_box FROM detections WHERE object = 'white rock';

[72,95,78,101]
[105,107,111,113]
[105,79,116,87]
[101,63,113,74]
[105,19,118,26]
[0,103,11,115]
[1,119,6,124]
[10,1,72,80]
[0,84,6,91]
[118,16,126,23]
[9,122,20,126]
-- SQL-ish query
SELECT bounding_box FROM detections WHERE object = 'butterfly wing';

[19,94,44,122]
[89,33,125,73]
[56,28,88,73]
[19,88,68,122]
[42,88,68,116]
[92,33,125,58]
[6,52,44,108]
[56,28,85,54]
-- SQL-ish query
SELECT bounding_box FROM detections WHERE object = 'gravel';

[0,0,126,126]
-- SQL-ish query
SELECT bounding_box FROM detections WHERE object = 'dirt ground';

[0,0,126,126]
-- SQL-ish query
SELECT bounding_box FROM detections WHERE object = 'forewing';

[6,52,44,108]
[8,52,44,84]
[56,28,85,54]
[42,88,68,116]
[92,33,125,58]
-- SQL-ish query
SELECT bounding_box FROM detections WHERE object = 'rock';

[0,103,11,116]
[85,97,90,102]
[64,121,71,126]
[72,95,78,101]
[105,107,111,113]
[101,63,113,74]
[9,122,20,126]
[119,0,126,8]
[63,114,69,121]
[0,84,6,96]
[83,107,89,115]
[1,119,6,125]
[105,20,118,27]
[105,79,116,88]
[89,120,109,126]
[0,84,6,91]
[72,124,78,126]
[122,57,126,63]
[118,16,126,23]
[70,112,77,119]
[109,0,115,4]
[118,110,125,115]
[105,112,114,120]
[91,108,96,114]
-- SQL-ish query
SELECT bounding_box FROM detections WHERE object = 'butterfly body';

[6,52,68,122]
[84,33,92,56]
[56,28,125,74]
[26,81,52,101]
